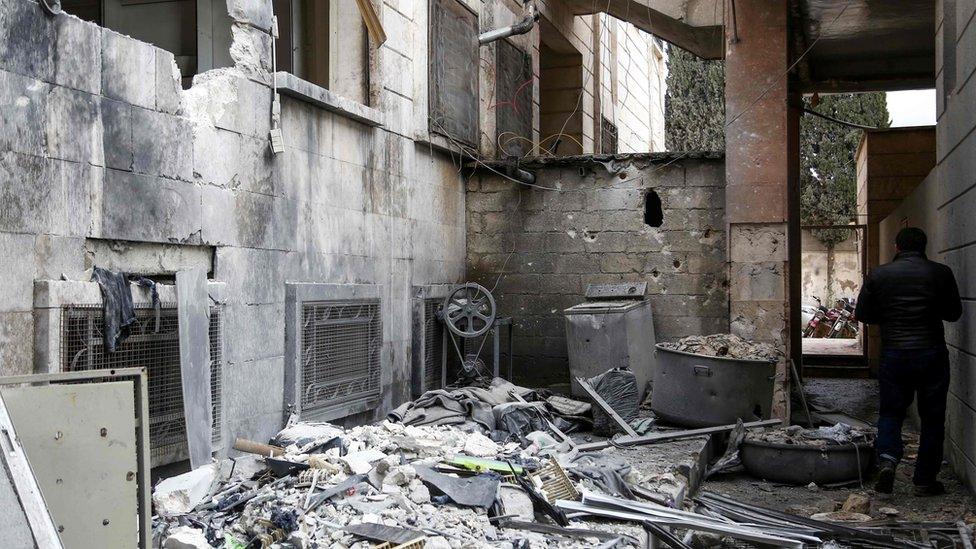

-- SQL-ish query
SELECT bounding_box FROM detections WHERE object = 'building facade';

[0,0,667,463]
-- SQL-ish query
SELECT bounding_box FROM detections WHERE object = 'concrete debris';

[659,333,783,362]
[152,462,218,516]
[879,506,899,516]
[162,526,210,549]
[746,423,875,448]
[840,492,871,514]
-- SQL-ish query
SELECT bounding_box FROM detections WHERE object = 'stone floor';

[803,337,863,356]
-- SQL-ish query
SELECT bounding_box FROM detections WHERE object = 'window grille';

[299,299,382,412]
[58,303,223,464]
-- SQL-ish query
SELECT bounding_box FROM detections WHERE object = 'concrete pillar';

[724,0,798,419]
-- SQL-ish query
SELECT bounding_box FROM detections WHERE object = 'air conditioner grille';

[59,303,223,463]
[423,298,444,391]
[300,299,382,411]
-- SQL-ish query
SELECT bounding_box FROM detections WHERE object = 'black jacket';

[855,251,962,349]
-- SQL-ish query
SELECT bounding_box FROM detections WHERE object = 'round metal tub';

[650,344,775,427]
[740,439,874,485]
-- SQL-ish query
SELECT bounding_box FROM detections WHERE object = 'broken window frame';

[427,0,481,149]
[273,0,371,107]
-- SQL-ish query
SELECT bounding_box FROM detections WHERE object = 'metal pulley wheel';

[442,283,496,338]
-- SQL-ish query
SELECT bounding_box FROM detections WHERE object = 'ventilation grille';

[59,303,223,464]
[300,299,382,411]
[423,298,445,391]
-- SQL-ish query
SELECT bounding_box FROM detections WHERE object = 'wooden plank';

[574,419,782,452]
[355,0,387,46]
[176,268,213,469]
[575,377,640,437]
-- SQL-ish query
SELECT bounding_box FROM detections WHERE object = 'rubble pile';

[746,423,876,448]
[151,378,663,548]
[658,334,783,362]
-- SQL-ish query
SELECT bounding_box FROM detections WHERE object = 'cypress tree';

[664,46,890,247]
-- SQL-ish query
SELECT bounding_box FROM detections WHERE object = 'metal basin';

[740,439,874,485]
[650,345,775,427]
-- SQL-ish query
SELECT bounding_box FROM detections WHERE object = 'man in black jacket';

[855,227,962,496]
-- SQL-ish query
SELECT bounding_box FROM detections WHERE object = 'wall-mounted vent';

[286,283,386,421]
[299,300,382,412]
[58,303,223,465]
[411,285,463,397]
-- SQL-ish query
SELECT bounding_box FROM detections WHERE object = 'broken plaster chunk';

[162,526,210,549]
[384,465,417,486]
[408,480,431,504]
[152,462,218,516]
[463,431,501,457]
[340,449,388,475]
[424,537,452,549]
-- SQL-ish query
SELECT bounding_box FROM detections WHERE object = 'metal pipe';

[479,1,538,45]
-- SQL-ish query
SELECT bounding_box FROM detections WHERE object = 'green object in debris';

[224,534,246,549]
[447,456,523,475]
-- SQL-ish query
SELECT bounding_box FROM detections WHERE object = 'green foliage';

[800,93,890,246]
[665,45,890,247]
[664,46,725,151]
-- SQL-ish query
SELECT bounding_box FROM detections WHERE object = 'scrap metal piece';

[574,418,781,452]
[345,522,425,545]
[529,459,580,503]
[176,268,214,469]
[575,377,640,437]
[495,520,637,543]
[414,465,499,508]
[0,393,64,549]
[643,521,693,549]
[556,499,810,548]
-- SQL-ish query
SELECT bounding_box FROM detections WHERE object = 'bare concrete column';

[724,0,797,419]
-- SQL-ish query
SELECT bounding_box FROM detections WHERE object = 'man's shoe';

[875,460,896,494]
[913,481,945,497]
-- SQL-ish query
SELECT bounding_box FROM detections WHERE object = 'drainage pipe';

[479,1,538,45]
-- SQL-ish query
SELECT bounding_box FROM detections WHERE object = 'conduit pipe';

[479,0,538,45]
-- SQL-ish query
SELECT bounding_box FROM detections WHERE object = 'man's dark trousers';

[876,346,950,485]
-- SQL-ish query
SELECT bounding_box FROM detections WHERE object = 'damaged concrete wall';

[465,154,727,388]
[881,0,976,495]
[0,0,465,452]
[799,230,860,306]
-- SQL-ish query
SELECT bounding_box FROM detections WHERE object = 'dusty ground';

[705,377,976,525]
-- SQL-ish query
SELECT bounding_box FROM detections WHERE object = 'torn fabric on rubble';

[387,377,531,432]
[569,453,635,499]
[493,402,550,443]
[91,266,160,352]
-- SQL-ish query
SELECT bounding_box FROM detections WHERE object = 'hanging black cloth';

[90,267,160,353]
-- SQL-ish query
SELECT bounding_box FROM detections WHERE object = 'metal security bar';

[58,303,223,464]
[300,300,382,411]
[423,298,445,391]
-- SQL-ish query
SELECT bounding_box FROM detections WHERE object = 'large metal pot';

[740,439,874,485]
[650,344,775,427]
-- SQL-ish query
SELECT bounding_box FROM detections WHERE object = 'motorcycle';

[826,297,858,339]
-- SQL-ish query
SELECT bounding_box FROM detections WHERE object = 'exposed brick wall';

[465,154,728,387]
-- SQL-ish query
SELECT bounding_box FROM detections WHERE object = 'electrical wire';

[802,107,884,130]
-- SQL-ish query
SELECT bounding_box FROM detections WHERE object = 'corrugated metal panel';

[59,304,223,464]
[495,39,533,157]
[429,0,479,147]
[300,300,382,411]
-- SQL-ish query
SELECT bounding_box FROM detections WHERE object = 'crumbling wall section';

[465,154,728,388]
[0,0,466,450]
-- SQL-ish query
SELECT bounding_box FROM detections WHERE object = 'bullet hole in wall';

[644,190,663,227]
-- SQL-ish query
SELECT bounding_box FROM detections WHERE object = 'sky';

[886,89,937,127]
